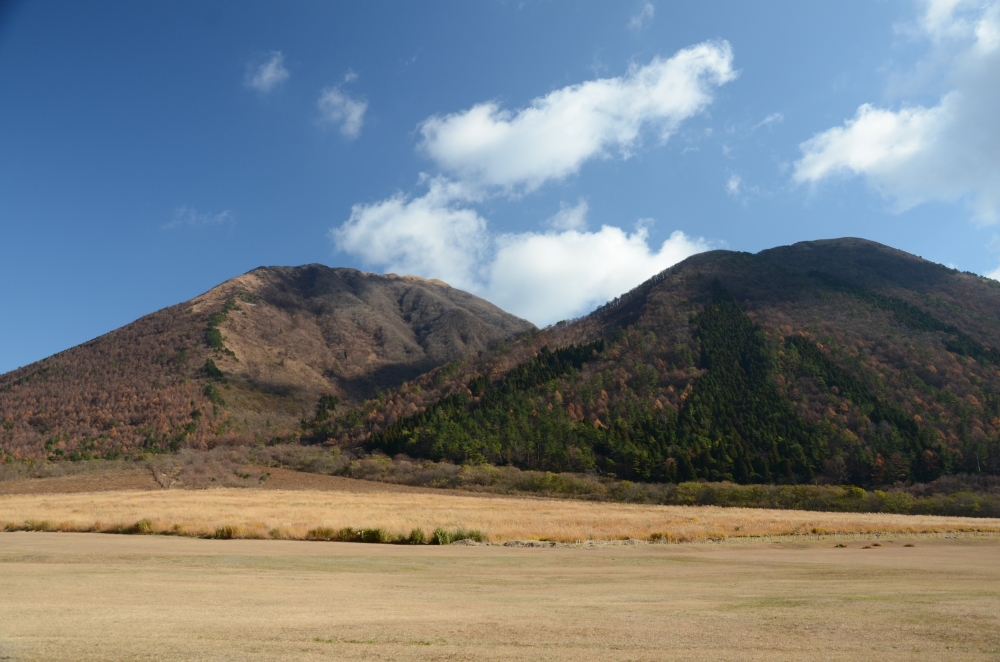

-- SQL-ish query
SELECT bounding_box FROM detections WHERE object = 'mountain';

[0,265,534,460]
[310,239,1000,486]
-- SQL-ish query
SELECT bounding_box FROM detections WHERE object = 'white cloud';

[245,52,289,94]
[343,70,358,83]
[487,226,706,324]
[752,112,784,131]
[920,0,986,41]
[164,206,235,230]
[726,174,742,196]
[318,87,368,139]
[629,2,655,30]
[332,181,707,325]
[332,178,486,291]
[332,44,729,323]
[545,200,589,231]
[794,1,1000,223]
[418,43,736,191]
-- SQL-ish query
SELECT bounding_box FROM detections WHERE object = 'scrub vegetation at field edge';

[4,444,1000,518]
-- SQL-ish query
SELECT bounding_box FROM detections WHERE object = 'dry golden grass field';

[0,532,998,661]
[2,477,1000,542]
[2,477,1000,660]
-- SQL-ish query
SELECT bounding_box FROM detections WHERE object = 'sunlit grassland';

[0,533,997,661]
[2,487,999,543]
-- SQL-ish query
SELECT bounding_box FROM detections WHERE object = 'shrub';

[358,528,392,543]
[431,527,487,545]
[205,326,225,350]
[201,359,224,380]
[213,525,241,539]
[123,519,154,534]
[306,527,338,541]
[24,519,54,532]
[203,383,226,407]
[404,528,427,544]
[306,526,357,542]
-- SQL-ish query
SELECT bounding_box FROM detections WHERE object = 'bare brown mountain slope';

[0,265,533,460]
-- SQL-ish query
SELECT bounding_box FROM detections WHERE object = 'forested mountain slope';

[0,265,533,460]
[311,239,1000,487]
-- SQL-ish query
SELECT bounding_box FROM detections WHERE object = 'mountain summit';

[6,239,1000,487]
[0,265,533,460]
[313,238,1000,486]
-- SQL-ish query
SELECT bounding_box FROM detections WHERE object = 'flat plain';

[2,476,1000,660]
[0,532,998,661]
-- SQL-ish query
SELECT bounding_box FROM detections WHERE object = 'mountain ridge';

[5,238,1000,488]
[0,264,533,460]
[308,238,1000,486]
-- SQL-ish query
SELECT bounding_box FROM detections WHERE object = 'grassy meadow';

[2,486,999,543]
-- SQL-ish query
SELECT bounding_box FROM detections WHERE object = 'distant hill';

[310,239,1000,486]
[0,265,534,460]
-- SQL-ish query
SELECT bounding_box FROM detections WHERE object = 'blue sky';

[3,0,1000,374]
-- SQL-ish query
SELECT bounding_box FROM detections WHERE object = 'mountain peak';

[0,264,532,460]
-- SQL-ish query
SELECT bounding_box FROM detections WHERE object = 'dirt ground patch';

[0,469,160,495]
[0,533,997,661]
[0,467,452,496]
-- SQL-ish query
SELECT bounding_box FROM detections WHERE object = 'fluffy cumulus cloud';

[418,42,736,191]
[486,226,707,323]
[332,181,707,325]
[794,1,1000,223]
[245,52,289,94]
[332,179,486,290]
[332,45,730,323]
[318,88,368,139]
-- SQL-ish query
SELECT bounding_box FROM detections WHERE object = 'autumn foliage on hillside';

[0,265,533,461]
[0,303,225,461]
[8,240,1000,488]
[307,240,1000,487]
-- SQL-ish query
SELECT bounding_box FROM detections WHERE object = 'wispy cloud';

[726,174,742,196]
[318,87,368,139]
[245,51,289,94]
[752,112,784,131]
[163,206,235,230]
[628,2,655,30]
[545,200,589,231]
